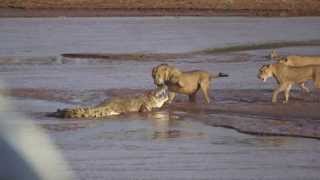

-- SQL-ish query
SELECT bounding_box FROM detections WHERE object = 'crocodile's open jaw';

[151,85,169,108]
[155,85,168,98]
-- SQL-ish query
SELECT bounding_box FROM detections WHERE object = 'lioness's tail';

[210,72,229,79]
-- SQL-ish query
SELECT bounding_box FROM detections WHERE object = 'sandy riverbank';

[1,0,320,17]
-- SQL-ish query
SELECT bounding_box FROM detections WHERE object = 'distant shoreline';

[1,8,319,17]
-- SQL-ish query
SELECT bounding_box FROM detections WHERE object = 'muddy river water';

[1,17,320,179]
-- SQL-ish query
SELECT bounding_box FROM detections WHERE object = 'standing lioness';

[271,50,320,93]
[152,64,228,103]
[258,63,320,103]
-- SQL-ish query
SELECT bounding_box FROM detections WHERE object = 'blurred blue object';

[0,95,73,180]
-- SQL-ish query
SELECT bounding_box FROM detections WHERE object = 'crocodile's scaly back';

[56,106,118,118]
[50,86,169,119]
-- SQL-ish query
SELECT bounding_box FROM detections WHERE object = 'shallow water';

[1,46,320,91]
[58,116,320,180]
[51,113,320,180]
[2,95,319,180]
[2,70,320,179]
[1,17,320,56]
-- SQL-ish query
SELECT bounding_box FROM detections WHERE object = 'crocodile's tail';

[49,107,91,118]
[49,106,114,118]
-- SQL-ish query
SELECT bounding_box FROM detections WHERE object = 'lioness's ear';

[260,64,269,71]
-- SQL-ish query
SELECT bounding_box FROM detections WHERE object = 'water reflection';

[148,111,291,147]
[147,111,206,140]
[211,135,290,148]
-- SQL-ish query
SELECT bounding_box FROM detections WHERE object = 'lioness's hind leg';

[299,83,310,93]
[200,80,211,104]
[189,92,197,102]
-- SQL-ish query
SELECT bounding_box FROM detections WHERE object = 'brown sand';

[1,0,320,17]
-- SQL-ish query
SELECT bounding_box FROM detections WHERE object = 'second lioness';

[271,50,320,93]
[152,64,228,103]
[50,86,169,118]
[258,63,320,103]
[271,50,320,66]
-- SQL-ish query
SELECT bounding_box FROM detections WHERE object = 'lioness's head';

[147,85,169,108]
[258,64,274,82]
[152,64,173,86]
[278,58,288,65]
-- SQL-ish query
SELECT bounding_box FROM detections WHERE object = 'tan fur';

[271,50,320,66]
[50,86,169,118]
[152,64,228,103]
[271,50,320,93]
[258,63,320,103]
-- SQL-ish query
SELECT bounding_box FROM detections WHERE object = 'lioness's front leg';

[272,84,287,103]
[283,84,292,104]
[299,83,310,93]
[167,92,176,104]
[139,104,151,113]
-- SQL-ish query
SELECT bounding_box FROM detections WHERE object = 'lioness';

[152,64,228,104]
[271,50,320,93]
[271,50,320,66]
[258,63,320,103]
[50,86,169,118]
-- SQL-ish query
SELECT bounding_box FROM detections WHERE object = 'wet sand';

[3,87,320,138]
[1,17,320,179]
